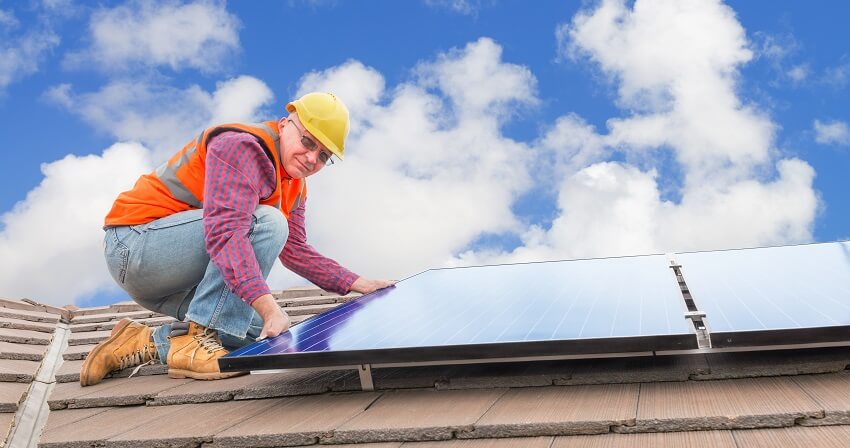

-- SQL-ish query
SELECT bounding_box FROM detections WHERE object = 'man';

[83,92,391,386]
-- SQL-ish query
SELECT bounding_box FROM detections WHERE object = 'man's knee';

[252,205,288,247]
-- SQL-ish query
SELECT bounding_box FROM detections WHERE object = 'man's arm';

[281,201,393,295]
[204,132,291,338]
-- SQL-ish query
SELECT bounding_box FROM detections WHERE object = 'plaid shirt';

[204,131,358,304]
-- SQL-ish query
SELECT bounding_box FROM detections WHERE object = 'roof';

[0,288,849,447]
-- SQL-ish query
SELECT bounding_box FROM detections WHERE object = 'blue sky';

[0,0,848,307]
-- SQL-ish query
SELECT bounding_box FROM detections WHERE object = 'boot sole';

[167,369,247,380]
[79,318,133,387]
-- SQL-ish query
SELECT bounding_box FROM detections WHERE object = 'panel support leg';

[358,364,374,391]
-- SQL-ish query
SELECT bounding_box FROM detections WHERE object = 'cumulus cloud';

[2,77,274,305]
[45,76,274,160]
[269,38,537,286]
[813,119,850,145]
[455,0,818,265]
[0,5,60,93]
[0,143,153,305]
[65,0,240,72]
[424,0,484,16]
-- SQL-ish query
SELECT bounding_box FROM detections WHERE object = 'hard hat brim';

[286,101,345,160]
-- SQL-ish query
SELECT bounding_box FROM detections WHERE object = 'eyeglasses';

[286,119,334,166]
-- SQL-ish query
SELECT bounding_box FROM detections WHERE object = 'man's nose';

[304,148,319,165]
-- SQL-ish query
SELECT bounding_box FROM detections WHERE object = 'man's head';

[279,92,349,179]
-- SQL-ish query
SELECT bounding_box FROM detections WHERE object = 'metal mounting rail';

[668,255,712,350]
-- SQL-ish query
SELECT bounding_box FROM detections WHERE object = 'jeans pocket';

[104,228,131,284]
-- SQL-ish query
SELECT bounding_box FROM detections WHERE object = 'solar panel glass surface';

[675,241,850,347]
[222,254,695,370]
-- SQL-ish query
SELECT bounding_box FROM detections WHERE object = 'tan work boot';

[80,318,159,387]
[166,321,245,380]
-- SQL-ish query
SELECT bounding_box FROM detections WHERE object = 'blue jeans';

[103,205,288,362]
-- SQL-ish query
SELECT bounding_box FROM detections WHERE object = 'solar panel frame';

[220,254,698,372]
[674,241,850,349]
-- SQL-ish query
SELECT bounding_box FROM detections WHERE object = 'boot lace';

[195,327,226,354]
[122,343,160,379]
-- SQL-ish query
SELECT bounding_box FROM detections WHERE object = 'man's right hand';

[251,293,291,340]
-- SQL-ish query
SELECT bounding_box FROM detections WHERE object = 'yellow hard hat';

[286,92,350,160]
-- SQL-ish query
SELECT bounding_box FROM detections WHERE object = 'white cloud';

[0,7,59,93]
[787,64,809,83]
[269,38,537,286]
[45,76,274,160]
[1,76,274,304]
[823,60,850,89]
[0,143,153,306]
[814,119,850,145]
[424,0,483,16]
[456,0,818,265]
[66,0,240,72]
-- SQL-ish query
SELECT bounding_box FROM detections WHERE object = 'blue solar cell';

[221,254,696,371]
[675,241,850,347]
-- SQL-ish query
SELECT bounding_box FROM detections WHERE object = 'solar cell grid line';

[221,253,697,372]
[442,276,526,346]
[675,240,850,348]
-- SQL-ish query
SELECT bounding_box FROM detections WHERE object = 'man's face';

[278,114,331,179]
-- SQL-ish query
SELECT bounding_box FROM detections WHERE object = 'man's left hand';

[350,277,395,294]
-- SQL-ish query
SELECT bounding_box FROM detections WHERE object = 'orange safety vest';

[104,121,306,226]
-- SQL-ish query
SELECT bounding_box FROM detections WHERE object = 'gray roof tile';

[550,430,737,447]
[39,402,181,447]
[0,327,52,345]
[212,393,380,447]
[335,389,507,443]
[0,381,29,412]
[0,358,42,382]
[406,437,553,447]
[732,425,850,448]
[469,384,638,438]
[49,375,191,410]
[627,376,823,432]
[0,340,48,361]
[0,316,57,333]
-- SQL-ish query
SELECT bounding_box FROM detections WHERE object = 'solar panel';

[220,254,696,373]
[674,241,850,348]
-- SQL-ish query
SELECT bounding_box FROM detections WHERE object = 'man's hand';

[350,277,395,295]
[251,293,291,340]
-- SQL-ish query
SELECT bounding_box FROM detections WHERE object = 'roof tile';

[0,327,52,345]
[70,310,155,325]
[39,402,181,447]
[627,377,823,432]
[696,347,850,380]
[468,384,638,438]
[550,430,736,447]
[108,400,274,446]
[54,359,168,383]
[334,389,507,443]
[561,354,708,385]
[0,381,29,412]
[0,340,47,361]
[60,343,94,361]
[0,316,57,333]
[403,437,553,447]
[0,412,15,443]
[0,306,61,323]
[732,425,850,448]
[440,361,571,390]
[212,393,380,447]
[792,372,850,425]
[49,374,191,410]
[66,329,111,346]
[0,358,42,382]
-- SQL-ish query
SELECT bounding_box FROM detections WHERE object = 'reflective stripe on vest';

[104,120,307,227]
